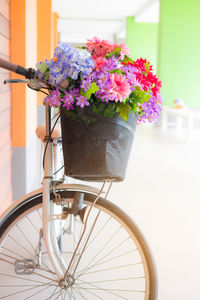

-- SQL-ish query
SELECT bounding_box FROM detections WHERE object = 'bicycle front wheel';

[0,186,157,299]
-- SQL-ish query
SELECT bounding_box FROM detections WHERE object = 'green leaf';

[117,104,130,121]
[77,46,88,50]
[44,70,49,81]
[109,69,123,75]
[104,104,117,118]
[122,55,134,64]
[37,62,48,73]
[80,82,99,99]
[91,103,105,115]
[131,89,151,104]
[144,62,150,72]
[105,46,121,59]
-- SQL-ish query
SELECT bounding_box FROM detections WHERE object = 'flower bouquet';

[36,37,162,181]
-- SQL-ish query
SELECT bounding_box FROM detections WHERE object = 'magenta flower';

[76,95,90,108]
[69,88,80,98]
[62,92,74,110]
[44,87,61,107]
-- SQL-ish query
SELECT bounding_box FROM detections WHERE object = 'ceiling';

[52,0,159,44]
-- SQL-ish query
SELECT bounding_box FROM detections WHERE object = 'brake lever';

[4,78,51,92]
[4,79,29,84]
[28,78,49,91]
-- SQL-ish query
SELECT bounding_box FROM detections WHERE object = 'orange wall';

[53,12,59,49]
[10,0,26,147]
[37,0,53,105]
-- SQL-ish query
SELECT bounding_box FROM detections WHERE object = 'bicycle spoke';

[78,261,143,276]
[0,272,55,285]
[78,225,123,272]
[60,288,65,300]
[78,275,145,285]
[52,288,65,300]
[23,282,57,300]
[78,278,128,299]
[84,215,111,250]
[52,286,61,300]
[76,248,137,277]
[7,234,35,258]
[77,236,131,277]
[1,246,33,262]
[62,287,68,300]
[37,209,42,221]
[45,286,60,300]
[25,215,40,233]
[77,278,145,294]
[92,236,130,266]
[73,285,88,300]
[0,282,56,299]
[74,283,105,300]
[70,287,76,299]
[16,224,37,251]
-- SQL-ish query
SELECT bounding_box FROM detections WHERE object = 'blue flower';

[46,42,94,86]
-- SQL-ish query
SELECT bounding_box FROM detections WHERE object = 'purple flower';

[138,93,163,123]
[80,75,92,92]
[62,92,74,110]
[45,42,94,86]
[44,87,61,107]
[102,56,118,71]
[76,95,90,108]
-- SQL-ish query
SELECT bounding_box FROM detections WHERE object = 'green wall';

[157,0,200,106]
[126,17,158,73]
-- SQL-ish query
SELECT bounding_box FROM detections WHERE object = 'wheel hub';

[59,274,75,289]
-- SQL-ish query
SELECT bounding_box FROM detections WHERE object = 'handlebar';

[0,58,35,79]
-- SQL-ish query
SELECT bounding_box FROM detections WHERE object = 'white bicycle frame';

[42,103,66,281]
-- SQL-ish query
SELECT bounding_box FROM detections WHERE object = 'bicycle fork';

[42,104,65,281]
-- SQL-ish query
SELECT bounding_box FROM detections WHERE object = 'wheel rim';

[0,196,153,299]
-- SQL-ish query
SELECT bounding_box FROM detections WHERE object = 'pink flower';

[86,36,101,53]
[110,73,131,102]
[94,56,107,72]
[86,37,116,58]
[118,43,130,59]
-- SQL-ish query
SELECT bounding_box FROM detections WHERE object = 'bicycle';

[0,58,157,300]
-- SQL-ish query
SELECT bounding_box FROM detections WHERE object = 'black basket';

[60,109,138,182]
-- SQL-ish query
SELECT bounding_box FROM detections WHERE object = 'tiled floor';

[109,125,200,300]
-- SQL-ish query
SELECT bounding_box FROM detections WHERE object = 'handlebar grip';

[0,57,18,73]
[0,58,35,79]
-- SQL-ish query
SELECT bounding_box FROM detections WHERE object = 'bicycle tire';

[0,186,157,300]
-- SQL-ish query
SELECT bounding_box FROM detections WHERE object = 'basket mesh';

[60,110,138,182]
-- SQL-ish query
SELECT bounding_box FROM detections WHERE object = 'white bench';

[160,106,200,140]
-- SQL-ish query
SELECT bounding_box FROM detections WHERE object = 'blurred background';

[0,0,200,299]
